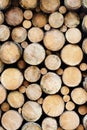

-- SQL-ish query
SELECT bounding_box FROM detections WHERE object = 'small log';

[71,87,87,105]
[40,72,62,94]
[23,80,29,87]
[82,15,87,32]
[0,84,7,104]
[28,27,44,42]
[23,43,45,65]
[18,108,22,114]
[7,91,24,108]
[65,28,82,44]
[78,105,87,115]
[0,60,4,73]
[57,128,63,130]
[42,95,64,117]
[43,29,65,51]
[40,0,60,13]
[24,66,41,82]
[42,117,57,130]
[0,11,4,24]
[62,67,82,87]
[1,110,23,130]
[23,10,33,20]
[48,12,64,28]
[82,38,87,54]
[37,98,43,105]
[79,63,87,71]
[0,41,22,64]
[59,111,80,130]
[60,25,67,33]
[61,44,83,66]
[56,68,64,76]
[45,54,61,70]
[82,0,87,10]
[66,101,75,111]
[60,86,70,95]
[19,0,37,9]
[65,12,80,28]
[40,68,47,75]
[63,95,70,102]
[64,0,81,10]
[22,101,42,121]
[5,7,23,26]
[32,13,47,28]
[59,6,67,14]
[0,25,10,42]
[0,0,10,10]
[22,20,32,29]
[17,60,26,70]
[76,124,84,130]
[26,84,42,100]
[19,86,26,93]
[11,27,27,43]
[44,24,51,31]
[22,122,41,130]
[1,102,10,112]
[1,68,23,90]
[21,41,28,49]
[83,77,87,91]
[83,115,87,130]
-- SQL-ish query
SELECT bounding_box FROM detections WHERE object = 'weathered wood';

[22,20,32,29]
[42,95,64,117]
[22,122,41,130]
[59,6,67,14]
[24,10,33,20]
[0,0,10,10]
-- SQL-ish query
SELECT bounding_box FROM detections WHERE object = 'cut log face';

[0,0,10,10]
[1,110,23,130]
[1,68,23,90]
[22,122,41,130]
[59,111,80,130]
[22,101,42,121]
[83,115,87,129]
[62,67,82,87]
[40,72,62,94]
[42,95,64,117]
[61,44,83,66]
[0,84,7,104]
[0,11,4,25]
[42,117,57,130]
[82,38,87,54]
[43,29,65,51]
[71,88,87,105]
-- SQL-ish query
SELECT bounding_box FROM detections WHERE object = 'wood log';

[0,84,7,104]
[0,25,10,42]
[17,60,26,70]
[28,27,44,42]
[61,44,83,66]
[71,87,87,105]
[42,95,64,117]
[83,77,87,91]
[21,41,28,49]
[65,28,82,44]
[65,12,80,28]
[19,86,26,93]
[1,68,23,90]
[82,38,87,54]
[78,105,87,115]
[83,115,87,130]
[44,24,51,31]
[23,43,45,65]
[82,15,87,32]
[22,101,42,121]
[40,0,60,13]
[45,54,61,70]
[56,68,64,76]
[1,110,23,130]
[0,0,10,10]
[22,20,32,29]
[26,84,42,100]
[24,66,41,82]
[64,0,81,10]
[76,124,84,130]
[59,6,67,14]
[66,101,75,111]
[42,117,57,130]
[82,0,87,10]
[63,95,70,102]
[59,111,80,130]
[23,10,33,20]
[22,122,41,130]
[1,102,10,112]
[32,13,47,28]
[0,60,4,73]
[0,11,4,24]
[60,86,70,95]
[7,91,24,108]
[19,0,37,9]
[60,25,67,33]
[11,27,27,43]
[40,68,47,75]
[0,41,22,64]
[37,98,43,105]
[5,7,23,26]
[40,72,62,94]
[43,29,65,51]
[62,67,82,87]
[79,63,87,71]
[48,12,64,28]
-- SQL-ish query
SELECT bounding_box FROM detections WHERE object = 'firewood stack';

[0,0,87,130]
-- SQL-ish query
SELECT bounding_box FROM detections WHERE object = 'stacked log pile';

[0,0,87,130]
